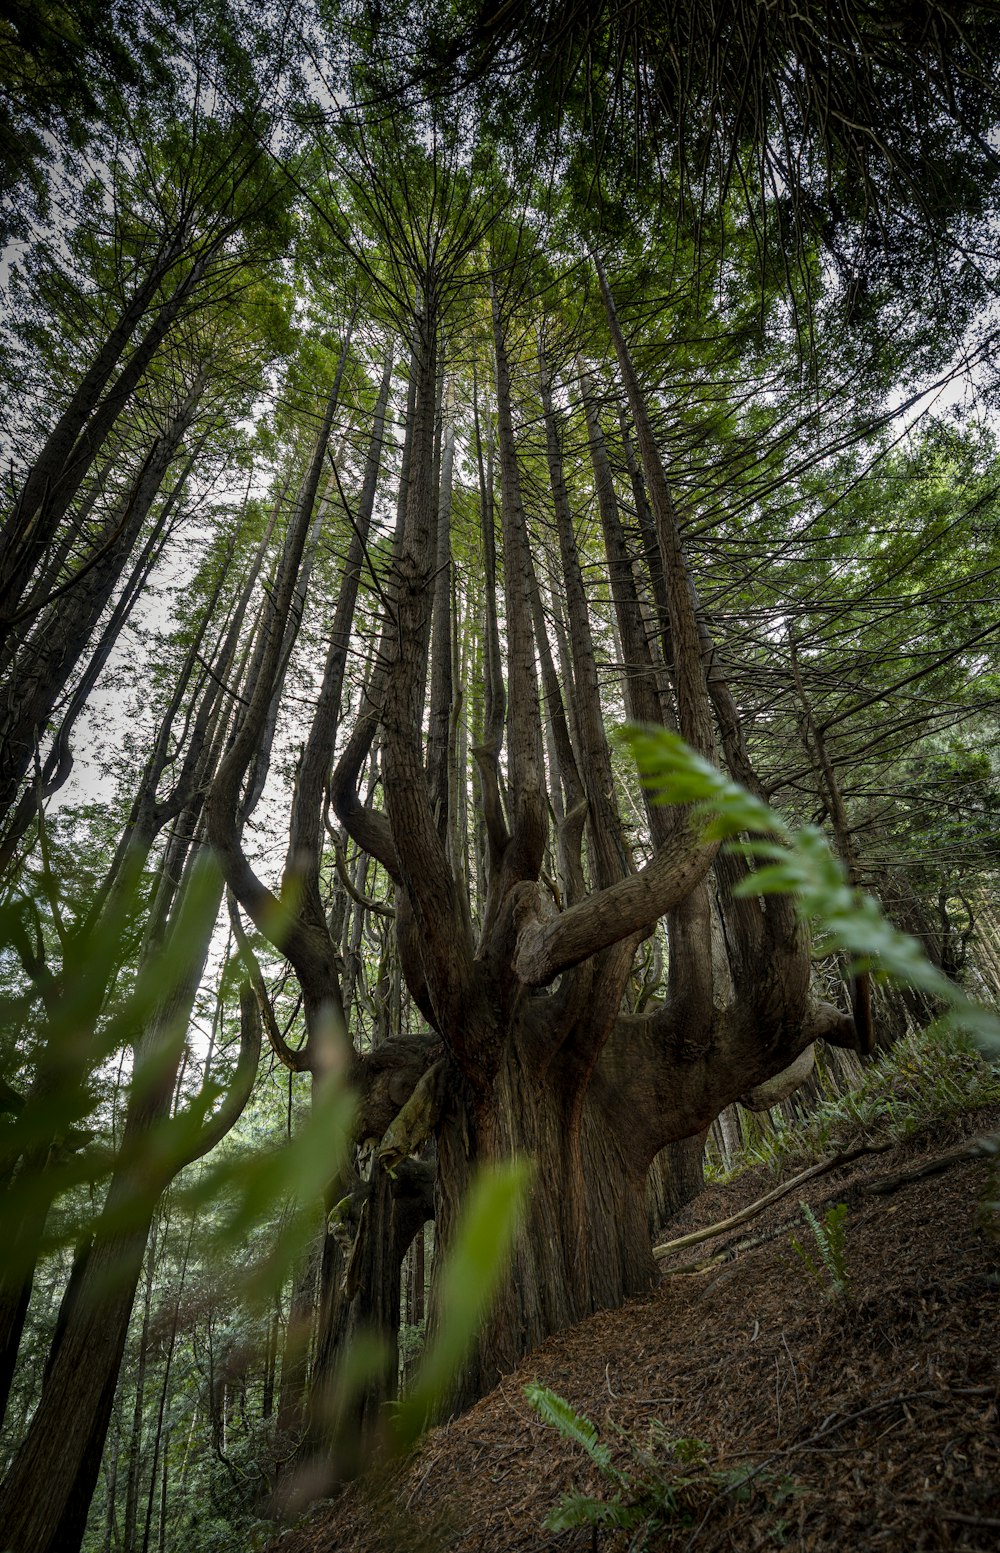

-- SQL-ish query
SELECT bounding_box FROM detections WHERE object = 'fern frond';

[543,1493,645,1532]
[795,1200,850,1298]
[524,1382,613,1471]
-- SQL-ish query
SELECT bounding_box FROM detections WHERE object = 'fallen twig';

[653,1140,893,1261]
[859,1136,996,1196]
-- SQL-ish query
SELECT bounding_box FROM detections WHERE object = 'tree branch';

[653,1140,894,1261]
[228,895,310,1074]
[179,982,263,1169]
[324,813,395,919]
[513,827,718,987]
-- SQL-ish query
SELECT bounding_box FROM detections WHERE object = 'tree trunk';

[435,1006,656,1411]
[646,1134,706,1237]
[122,1216,159,1553]
[0,251,210,631]
[276,1233,321,1441]
[0,836,251,1552]
[0,385,202,824]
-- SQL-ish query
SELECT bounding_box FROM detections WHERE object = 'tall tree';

[1,6,998,1542]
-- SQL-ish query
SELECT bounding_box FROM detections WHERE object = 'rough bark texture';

[322,272,867,1424]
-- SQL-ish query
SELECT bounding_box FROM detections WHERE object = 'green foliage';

[0,855,222,1262]
[708,1026,1000,1184]
[0,0,171,239]
[180,1066,355,1302]
[619,723,1000,1061]
[790,1202,852,1302]
[3,18,998,1549]
[524,1383,797,1545]
[523,1382,661,1538]
[542,1491,646,1534]
[392,1160,531,1448]
[0,850,348,1296]
[398,1318,426,1366]
[523,1382,615,1474]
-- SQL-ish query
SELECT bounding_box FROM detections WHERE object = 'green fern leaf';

[543,1493,645,1532]
[524,1382,613,1471]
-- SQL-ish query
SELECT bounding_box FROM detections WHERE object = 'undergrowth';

[708,1027,1000,1183]
[789,1201,852,1301]
[523,1383,799,1550]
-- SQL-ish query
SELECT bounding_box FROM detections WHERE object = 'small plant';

[790,1201,852,1300]
[524,1382,795,1548]
[523,1382,650,1536]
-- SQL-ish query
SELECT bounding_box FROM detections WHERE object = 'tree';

[1,5,999,1546]
[209,88,874,1420]
[0,500,271,1549]
[0,0,171,243]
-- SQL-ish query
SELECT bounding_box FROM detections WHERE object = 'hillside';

[276,1105,1000,1552]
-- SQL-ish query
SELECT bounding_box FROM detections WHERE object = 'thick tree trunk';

[647,1134,707,1237]
[433,986,655,1412]
[0,1185,170,1552]
[0,1252,35,1431]
[276,1234,321,1440]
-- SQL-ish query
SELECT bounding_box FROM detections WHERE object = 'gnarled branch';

[513,828,718,987]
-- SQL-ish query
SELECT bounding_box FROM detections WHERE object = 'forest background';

[1,2,1000,1550]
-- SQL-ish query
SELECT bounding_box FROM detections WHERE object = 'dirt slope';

[276,1106,1000,1552]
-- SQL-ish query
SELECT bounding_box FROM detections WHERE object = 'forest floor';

[275,1102,1000,1552]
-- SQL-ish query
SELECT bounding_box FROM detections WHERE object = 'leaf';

[391,1159,530,1449]
[617,724,788,840]
[523,1382,613,1471]
[543,1493,643,1532]
[619,723,1000,1068]
[176,1049,355,1305]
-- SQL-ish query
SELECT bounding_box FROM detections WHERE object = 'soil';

[274,1104,1000,1552]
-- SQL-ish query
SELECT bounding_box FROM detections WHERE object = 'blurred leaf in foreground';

[619,723,1000,1059]
[391,1158,531,1450]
